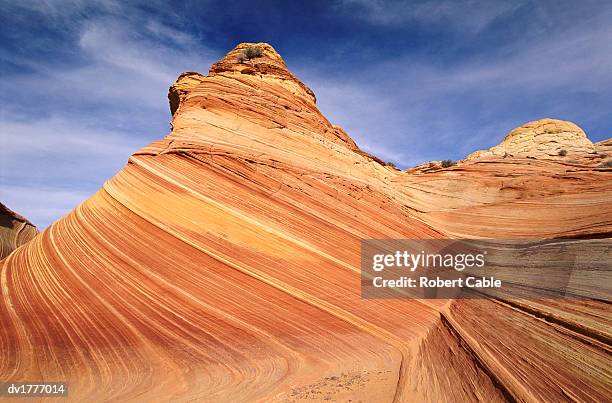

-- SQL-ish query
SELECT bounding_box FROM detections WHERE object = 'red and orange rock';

[0,202,37,259]
[1,43,610,401]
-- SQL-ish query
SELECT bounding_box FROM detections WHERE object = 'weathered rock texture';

[1,43,610,402]
[0,202,37,259]
[467,118,596,160]
[596,138,612,155]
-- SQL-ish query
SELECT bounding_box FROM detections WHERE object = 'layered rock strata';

[0,202,37,259]
[1,43,610,402]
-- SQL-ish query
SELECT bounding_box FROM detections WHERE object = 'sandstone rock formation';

[0,201,37,259]
[1,43,610,402]
[467,118,596,160]
[596,138,612,154]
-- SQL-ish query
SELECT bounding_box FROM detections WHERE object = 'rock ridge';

[209,42,317,103]
[163,42,387,179]
[0,201,38,259]
[1,42,610,402]
[467,118,597,160]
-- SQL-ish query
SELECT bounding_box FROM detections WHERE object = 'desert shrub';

[601,159,612,168]
[238,46,263,62]
[558,149,568,156]
[441,159,456,168]
[386,162,397,169]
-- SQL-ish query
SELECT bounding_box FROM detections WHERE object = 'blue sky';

[1,0,611,228]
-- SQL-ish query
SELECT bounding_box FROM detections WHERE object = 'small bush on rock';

[558,149,568,156]
[441,159,456,168]
[238,46,263,63]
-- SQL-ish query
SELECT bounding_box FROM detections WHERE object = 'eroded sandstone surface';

[1,43,610,402]
[0,202,37,259]
[467,118,596,160]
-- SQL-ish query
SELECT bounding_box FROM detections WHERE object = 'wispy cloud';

[336,0,524,33]
[1,2,216,228]
[2,0,611,227]
[0,185,92,229]
[1,117,142,157]
[298,2,612,166]
[0,115,145,228]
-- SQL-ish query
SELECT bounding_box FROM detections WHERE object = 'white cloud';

[145,19,199,47]
[0,185,92,229]
[337,0,524,33]
[77,19,205,84]
[1,117,142,157]
[1,6,216,228]
[7,0,123,18]
[297,6,612,166]
[2,0,611,226]
[0,116,145,227]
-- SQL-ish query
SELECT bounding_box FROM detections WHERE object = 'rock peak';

[501,118,586,144]
[209,42,316,102]
[492,118,594,157]
[162,42,376,167]
[209,43,287,75]
[467,118,595,160]
[168,42,316,117]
